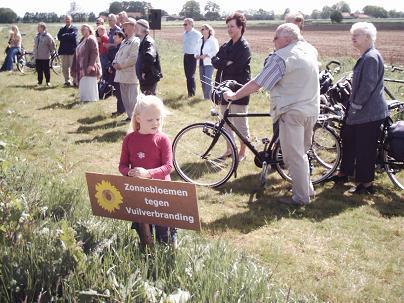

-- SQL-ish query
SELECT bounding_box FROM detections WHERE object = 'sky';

[1,0,404,17]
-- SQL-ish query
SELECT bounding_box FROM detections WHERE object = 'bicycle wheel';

[172,122,238,187]
[384,150,404,190]
[273,124,341,185]
[18,52,35,74]
[16,53,26,73]
[50,53,61,74]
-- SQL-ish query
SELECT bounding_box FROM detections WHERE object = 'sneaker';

[348,184,375,195]
[46,82,51,87]
[64,82,71,87]
[279,196,307,206]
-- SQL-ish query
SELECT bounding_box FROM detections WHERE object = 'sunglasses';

[183,23,188,26]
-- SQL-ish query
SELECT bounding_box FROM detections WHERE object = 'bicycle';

[172,80,341,188]
[16,45,61,75]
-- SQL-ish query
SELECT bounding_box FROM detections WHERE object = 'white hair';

[350,22,377,43]
[276,23,303,41]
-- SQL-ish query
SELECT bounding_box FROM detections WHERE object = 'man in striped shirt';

[224,23,320,206]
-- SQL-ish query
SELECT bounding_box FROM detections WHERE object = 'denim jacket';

[346,47,389,125]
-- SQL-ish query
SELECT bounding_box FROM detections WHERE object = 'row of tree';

[1,0,404,23]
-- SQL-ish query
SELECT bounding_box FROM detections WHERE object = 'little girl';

[119,95,176,248]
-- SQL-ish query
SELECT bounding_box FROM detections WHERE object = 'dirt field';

[156,26,404,64]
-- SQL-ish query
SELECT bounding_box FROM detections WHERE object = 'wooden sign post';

[85,172,200,231]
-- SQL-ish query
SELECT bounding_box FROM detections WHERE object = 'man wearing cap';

[135,19,162,95]
[183,18,202,97]
[113,17,140,121]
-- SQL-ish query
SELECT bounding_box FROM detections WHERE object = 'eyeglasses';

[183,24,188,26]
[201,28,206,31]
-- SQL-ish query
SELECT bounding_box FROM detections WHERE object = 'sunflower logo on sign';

[95,180,123,213]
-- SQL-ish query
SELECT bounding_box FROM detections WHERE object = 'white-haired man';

[224,23,320,206]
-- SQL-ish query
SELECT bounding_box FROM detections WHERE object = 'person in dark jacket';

[108,30,125,116]
[211,12,251,161]
[135,19,162,95]
[57,15,77,86]
[329,22,389,194]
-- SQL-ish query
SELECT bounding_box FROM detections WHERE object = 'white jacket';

[113,35,139,84]
[194,36,219,66]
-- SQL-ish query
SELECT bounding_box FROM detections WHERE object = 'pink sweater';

[119,131,173,180]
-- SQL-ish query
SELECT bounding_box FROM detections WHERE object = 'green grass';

[0,23,403,302]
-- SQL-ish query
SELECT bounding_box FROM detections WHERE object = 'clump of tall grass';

[0,129,300,302]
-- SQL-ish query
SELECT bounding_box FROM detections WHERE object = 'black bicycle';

[16,46,61,75]
[172,80,341,188]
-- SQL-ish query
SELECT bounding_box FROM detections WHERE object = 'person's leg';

[126,83,139,119]
[354,120,383,184]
[43,59,51,83]
[203,65,214,100]
[231,104,250,159]
[4,47,19,70]
[303,116,317,197]
[113,82,125,113]
[220,104,236,156]
[36,60,44,84]
[199,65,205,98]
[61,55,72,84]
[184,54,196,97]
[119,83,131,118]
[339,123,356,177]
[279,111,311,203]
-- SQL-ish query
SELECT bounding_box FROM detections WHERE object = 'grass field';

[0,23,403,302]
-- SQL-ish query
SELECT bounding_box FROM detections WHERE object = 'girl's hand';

[128,167,151,178]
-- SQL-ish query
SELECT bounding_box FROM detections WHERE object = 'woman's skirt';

[79,76,98,102]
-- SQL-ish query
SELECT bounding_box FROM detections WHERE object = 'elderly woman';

[212,12,251,161]
[33,22,56,86]
[329,22,389,194]
[72,24,102,101]
[0,24,22,72]
[194,24,219,100]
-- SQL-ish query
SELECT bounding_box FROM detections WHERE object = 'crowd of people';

[0,11,391,245]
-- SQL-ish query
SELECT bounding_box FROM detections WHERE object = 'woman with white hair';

[328,22,389,194]
[71,24,102,101]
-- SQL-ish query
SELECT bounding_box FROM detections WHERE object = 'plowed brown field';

[156,26,404,64]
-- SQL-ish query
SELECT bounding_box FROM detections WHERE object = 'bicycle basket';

[387,120,404,161]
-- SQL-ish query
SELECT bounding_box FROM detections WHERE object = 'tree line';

[0,0,403,23]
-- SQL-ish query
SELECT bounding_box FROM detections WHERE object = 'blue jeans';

[1,47,20,71]
[199,64,214,99]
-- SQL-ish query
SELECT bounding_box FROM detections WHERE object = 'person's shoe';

[111,111,124,117]
[124,117,131,122]
[64,82,71,87]
[279,196,307,206]
[217,153,232,161]
[328,174,348,183]
[348,184,375,195]
[46,82,51,87]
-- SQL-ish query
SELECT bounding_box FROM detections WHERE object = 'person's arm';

[350,56,381,110]
[224,80,261,101]
[224,40,251,74]
[211,43,229,69]
[87,37,98,69]
[118,136,131,176]
[118,40,138,69]
[147,135,173,179]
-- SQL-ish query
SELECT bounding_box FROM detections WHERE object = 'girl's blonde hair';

[130,94,169,132]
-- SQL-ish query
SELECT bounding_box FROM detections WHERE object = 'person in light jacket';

[113,18,140,121]
[194,23,219,99]
[33,22,56,86]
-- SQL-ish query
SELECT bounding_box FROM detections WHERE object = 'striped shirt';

[254,53,286,91]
